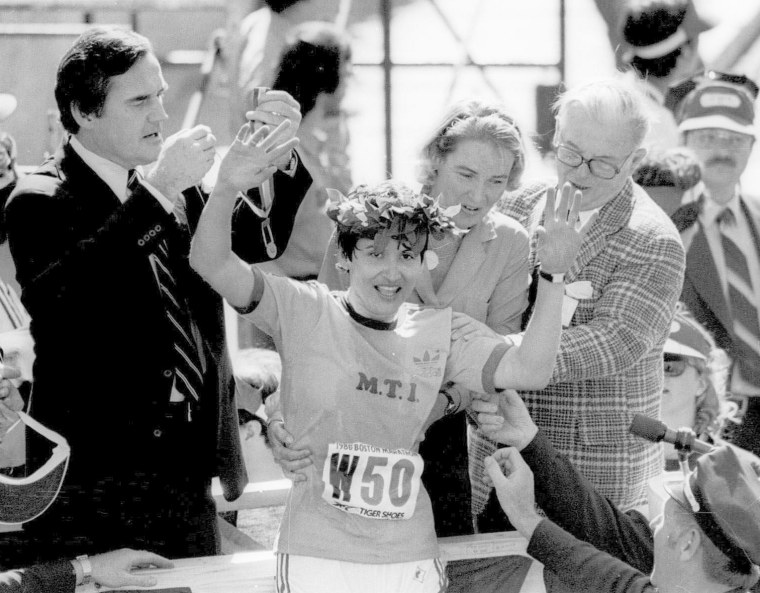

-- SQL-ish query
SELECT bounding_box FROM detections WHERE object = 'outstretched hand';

[89,548,174,588]
[472,391,538,451]
[535,182,596,274]
[268,420,314,482]
[484,448,542,538]
[450,312,502,343]
[217,120,300,195]
[245,89,302,158]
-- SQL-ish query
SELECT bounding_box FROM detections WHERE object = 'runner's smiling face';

[344,237,424,322]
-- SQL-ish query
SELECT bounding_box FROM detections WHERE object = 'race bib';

[321,442,423,520]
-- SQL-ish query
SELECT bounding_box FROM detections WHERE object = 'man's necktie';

[128,170,204,403]
[718,207,760,387]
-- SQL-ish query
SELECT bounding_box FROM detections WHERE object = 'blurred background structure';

[3,0,760,186]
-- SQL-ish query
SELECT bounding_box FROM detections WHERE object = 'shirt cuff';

[70,558,84,585]
[482,342,511,394]
[233,267,266,315]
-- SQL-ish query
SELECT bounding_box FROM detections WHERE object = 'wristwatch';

[75,554,93,585]
[538,269,566,283]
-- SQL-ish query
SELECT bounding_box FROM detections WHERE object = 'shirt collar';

[69,135,134,203]
[699,183,741,228]
[579,207,601,227]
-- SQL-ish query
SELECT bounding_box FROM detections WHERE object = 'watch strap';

[76,554,93,585]
[538,269,565,283]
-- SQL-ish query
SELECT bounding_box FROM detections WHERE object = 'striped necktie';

[128,170,204,403]
[718,207,760,387]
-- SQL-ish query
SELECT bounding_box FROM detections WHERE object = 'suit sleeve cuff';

[278,151,298,177]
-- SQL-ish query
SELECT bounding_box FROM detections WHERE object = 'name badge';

[321,442,423,520]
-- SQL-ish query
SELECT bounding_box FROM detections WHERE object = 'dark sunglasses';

[664,70,760,114]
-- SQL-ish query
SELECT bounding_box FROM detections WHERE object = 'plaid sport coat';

[483,178,686,511]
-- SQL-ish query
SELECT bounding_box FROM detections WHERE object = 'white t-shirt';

[242,272,508,563]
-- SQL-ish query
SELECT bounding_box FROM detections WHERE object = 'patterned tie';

[719,207,760,387]
[128,170,204,402]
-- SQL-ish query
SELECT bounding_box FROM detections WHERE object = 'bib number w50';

[321,442,423,520]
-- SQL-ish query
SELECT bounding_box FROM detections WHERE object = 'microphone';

[629,414,713,454]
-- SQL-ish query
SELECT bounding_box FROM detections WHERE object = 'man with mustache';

[671,73,760,456]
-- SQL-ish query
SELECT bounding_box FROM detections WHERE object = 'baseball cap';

[0,93,16,121]
[675,78,757,136]
[664,308,712,360]
[665,445,760,568]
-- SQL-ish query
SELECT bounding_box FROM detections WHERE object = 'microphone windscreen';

[629,414,667,443]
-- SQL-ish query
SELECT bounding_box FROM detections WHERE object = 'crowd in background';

[0,0,759,592]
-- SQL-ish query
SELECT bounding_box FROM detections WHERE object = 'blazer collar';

[562,179,635,283]
[414,209,498,306]
[58,140,123,214]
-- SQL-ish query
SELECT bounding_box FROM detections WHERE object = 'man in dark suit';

[670,73,760,456]
[4,26,311,564]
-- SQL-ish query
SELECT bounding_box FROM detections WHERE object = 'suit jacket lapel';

[686,223,733,333]
[413,215,494,307]
[59,141,123,224]
[564,181,635,283]
[437,215,493,305]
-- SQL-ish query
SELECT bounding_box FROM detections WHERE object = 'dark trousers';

[8,416,219,566]
[16,469,219,565]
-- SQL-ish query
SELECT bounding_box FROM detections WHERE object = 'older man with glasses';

[669,72,760,458]
[468,78,686,593]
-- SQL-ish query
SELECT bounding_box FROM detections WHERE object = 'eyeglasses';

[686,129,754,150]
[665,70,760,113]
[554,144,634,180]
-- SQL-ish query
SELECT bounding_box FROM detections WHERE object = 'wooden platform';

[84,532,543,593]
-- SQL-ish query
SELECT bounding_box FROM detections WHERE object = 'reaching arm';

[476,391,654,573]
[491,184,595,390]
[190,121,298,308]
[485,447,655,593]
[528,521,656,593]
